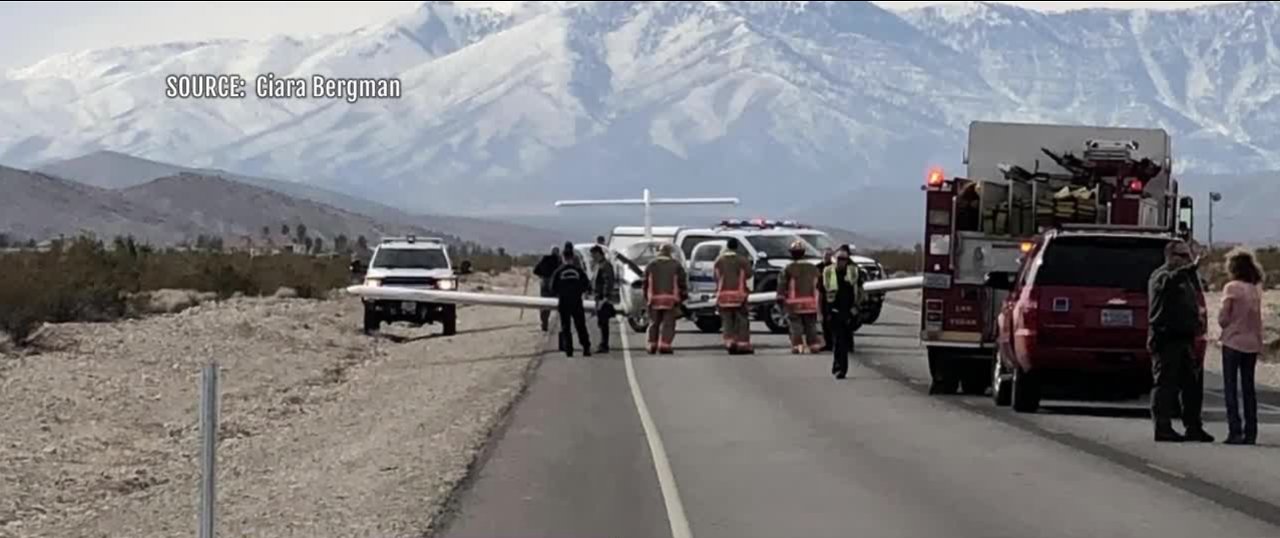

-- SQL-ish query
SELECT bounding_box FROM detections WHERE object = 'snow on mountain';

[2,1,1280,242]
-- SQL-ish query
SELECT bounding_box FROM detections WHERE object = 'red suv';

[986,230,1207,413]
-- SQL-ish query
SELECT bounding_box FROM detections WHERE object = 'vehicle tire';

[441,305,457,336]
[363,308,381,334]
[861,302,883,325]
[991,355,1013,407]
[694,316,722,333]
[927,348,960,395]
[960,362,990,396]
[628,315,650,334]
[1011,365,1041,413]
[763,303,789,334]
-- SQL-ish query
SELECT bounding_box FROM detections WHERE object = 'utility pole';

[1208,191,1221,249]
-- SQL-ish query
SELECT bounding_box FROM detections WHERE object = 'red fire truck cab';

[919,121,1196,398]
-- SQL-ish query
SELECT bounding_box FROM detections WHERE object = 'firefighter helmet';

[789,240,807,253]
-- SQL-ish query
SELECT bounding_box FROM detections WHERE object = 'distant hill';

[0,165,200,244]
[36,150,561,252]
[1,164,451,249]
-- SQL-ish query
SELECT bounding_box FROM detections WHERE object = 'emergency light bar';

[717,219,809,229]
[380,235,443,244]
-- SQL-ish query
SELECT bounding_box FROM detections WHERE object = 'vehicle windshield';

[622,241,685,266]
[747,234,819,259]
[795,233,836,252]
[371,248,449,269]
[1034,236,1169,291]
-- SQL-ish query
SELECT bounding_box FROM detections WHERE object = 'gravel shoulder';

[0,270,547,538]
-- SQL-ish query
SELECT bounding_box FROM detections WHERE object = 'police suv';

[676,219,887,334]
[356,235,471,335]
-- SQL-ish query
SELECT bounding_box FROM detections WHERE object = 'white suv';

[355,235,472,335]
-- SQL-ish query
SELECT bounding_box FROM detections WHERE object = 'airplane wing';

[346,285,592,310]
[346,285,737,313]
[346,275,923,312]
[737,275,925,303]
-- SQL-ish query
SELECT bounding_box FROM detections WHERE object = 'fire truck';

[919,121,1196,396]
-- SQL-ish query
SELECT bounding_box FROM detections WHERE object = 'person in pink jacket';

[1218,249,1266,445]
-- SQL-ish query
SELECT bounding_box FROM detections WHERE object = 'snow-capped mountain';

[2,1,1278,241]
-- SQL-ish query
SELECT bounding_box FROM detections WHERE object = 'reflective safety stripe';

[786,279,819,314]
[715,266,748,306]
[648,272,679,309]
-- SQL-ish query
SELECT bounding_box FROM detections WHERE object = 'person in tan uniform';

[643,243,688,354]
[714,237,754,354]
[776,239,824,354]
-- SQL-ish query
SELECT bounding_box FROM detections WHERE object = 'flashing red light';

[927,168,945,186]
[1127,178,1144,192]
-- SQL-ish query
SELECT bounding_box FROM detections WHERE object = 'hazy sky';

[0,1,1242,73]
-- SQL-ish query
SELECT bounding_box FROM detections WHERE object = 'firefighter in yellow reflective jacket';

[642,243,689,354]
[776,240,824,354]
[713,237,754,354]
[823,245,864,379]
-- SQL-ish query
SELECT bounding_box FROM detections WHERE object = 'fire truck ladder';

[994,139,1165,232]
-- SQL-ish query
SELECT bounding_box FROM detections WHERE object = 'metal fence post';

[199,362,219,538]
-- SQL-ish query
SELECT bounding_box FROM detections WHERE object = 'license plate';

[402,301,417,312]
[1101,308,1132,327]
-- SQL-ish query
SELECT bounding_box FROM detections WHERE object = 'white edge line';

[1145,462,1188,479]
[617,316,694,538]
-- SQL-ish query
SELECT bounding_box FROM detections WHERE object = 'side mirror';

[1177,195,1194,240]
[349,260,367,276]
[984,271,1015,290]
[458,260,473,275]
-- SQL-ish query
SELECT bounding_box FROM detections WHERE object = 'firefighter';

[590,245,616,353]
[777,240,824,355]
[713,237,753,354]
[550,245,592,357]
[642,243,688,354]
[824,245,863,380]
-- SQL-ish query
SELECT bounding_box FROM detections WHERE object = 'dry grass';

[0,271,546,537]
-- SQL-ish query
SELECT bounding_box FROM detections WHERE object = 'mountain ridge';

[2,1,1278,243]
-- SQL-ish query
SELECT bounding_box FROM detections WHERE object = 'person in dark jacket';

[816,248,835,351]
[533,247,562,331]
[823,245,862,379]
[551,245,592,356]
[591,246,617,353]
[1148,239,1213,443]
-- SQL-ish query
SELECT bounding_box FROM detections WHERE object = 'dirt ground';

[0,270,548,538]
[885,289,1280,387]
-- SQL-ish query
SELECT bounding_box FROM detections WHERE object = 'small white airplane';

[345,188,924,331]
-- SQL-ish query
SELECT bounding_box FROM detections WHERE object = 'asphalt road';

[434,302,1280,538]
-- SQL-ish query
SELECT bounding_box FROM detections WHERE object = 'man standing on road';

[714,238,754,354]
[777,240,824,355]
[1148,239,1213,443]
[816,248,835,352]
[590,246,617,354]
[643,243,688,354]
[533,246,562,332]
[824,245,863,380]
[551,245,592,357]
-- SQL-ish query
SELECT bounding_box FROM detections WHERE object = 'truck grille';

[383,277,437,287]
